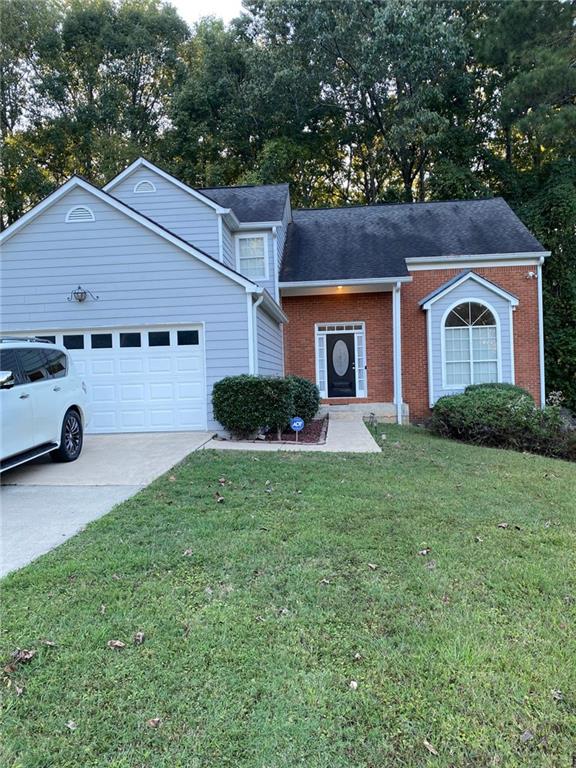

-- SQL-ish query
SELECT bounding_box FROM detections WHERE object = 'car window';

[44,349,67,378]
[18,349,50,383]
[0,349,25,385]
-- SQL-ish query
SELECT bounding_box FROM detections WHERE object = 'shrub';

[286,375,320,424]
[465,382,534,401]
[429,387,568,458]
[212,375,293,438]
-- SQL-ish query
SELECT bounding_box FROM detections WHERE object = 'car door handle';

[53,386,62,392]
[19,393,30,399]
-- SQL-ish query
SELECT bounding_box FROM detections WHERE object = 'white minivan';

[0,337,88,472]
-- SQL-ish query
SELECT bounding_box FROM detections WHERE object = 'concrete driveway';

[0,432,212,577]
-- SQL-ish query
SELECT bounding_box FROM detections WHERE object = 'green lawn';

[2,426,575,767]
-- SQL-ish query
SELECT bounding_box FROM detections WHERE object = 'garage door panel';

[50,325,206,433]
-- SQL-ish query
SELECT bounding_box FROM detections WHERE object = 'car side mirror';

[0,371,16,389]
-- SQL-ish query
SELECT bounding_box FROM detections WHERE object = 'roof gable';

[103,158,232,217]
[420,270,519,309]
[200,183,290,223]
[0,176,256,291]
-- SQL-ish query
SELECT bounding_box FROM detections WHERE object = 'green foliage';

[212,375,294,438]
[464,382,534,401]
[429,388,570,459]
[286,375,320,425]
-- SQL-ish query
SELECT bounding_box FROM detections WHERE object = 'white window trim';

[235,232,269,281]
[440,298,502,391]
[314,322,367,399]
[65,205,95,222]
[133,179,157,194]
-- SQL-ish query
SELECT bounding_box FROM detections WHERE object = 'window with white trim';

[65,206,95,222]
[443,301,498,387]
[236,234,267,280]
[133,179,156,193]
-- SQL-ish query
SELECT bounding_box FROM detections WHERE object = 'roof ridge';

[201,182,290,191]
[294,196,501,213]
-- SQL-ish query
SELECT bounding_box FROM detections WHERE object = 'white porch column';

[392,281,404,424]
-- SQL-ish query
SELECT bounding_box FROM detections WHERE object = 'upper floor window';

[443,301,499,388]
[133,179,156,194]
[65,206,95,223]
[236,234,268,280]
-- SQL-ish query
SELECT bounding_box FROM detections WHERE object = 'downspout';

[537,255,546,407]
[393,281,404,424]
[272,226,279,302]
[252,292,264,374]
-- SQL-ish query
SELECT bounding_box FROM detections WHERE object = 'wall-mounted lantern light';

[67,285,99,303]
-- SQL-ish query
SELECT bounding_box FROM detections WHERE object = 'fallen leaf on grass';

[169,475,176,482]
[218,477,226,486]
[214,492,224,503]
[146,717,162,728]
[368,563,378,571]
[11,649,36,664]
[520,730,534,743]
[319,578,331,585]
[417,548,431,556]
[100,604,106,614]
[14,683,24,696]
[353,652,362,661]
[133,632,145,645]
[183,548,193,557]
[423,739,438,755]
[41,639,57,647]
[551,689,563,701]
[65,720,77,731]
[349,680,358,690]
[106,639,126,650]
[497,522,509,529]
[475,536,483,543]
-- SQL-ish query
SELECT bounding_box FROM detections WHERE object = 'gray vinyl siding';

[222,221,234,269]
[256,305,284,377]
[428,279,515,405]
[109,166,221,259]
[0,187,250,430]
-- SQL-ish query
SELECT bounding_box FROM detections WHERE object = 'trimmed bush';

[465,382,534,401]
[212,375,293,438]
[429,387,568,458]
[286,375,320,425]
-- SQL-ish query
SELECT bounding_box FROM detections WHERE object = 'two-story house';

[0,157,549,432]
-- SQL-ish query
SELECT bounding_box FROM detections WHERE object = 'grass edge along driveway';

[2,425,575,767]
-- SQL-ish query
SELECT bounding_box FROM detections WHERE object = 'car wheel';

[51,409,83,462]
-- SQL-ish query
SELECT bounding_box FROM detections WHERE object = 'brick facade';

[281,266,542,422]
[282,292,394,404]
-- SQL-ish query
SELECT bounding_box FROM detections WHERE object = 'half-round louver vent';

[65,205,95,223]
[134,179,156,193]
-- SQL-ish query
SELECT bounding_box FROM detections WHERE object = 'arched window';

[133,179,156,194]
[65,205,95,223]
[443,301,499,387]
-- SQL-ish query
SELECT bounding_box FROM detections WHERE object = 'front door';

[327,333,356,397]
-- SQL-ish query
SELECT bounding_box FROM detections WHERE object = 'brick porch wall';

[281,266,541,421]
[282,292,394,404]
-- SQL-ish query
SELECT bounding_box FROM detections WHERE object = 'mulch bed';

[264,415,329,444]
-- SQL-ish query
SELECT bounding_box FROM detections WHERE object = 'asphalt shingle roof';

[200,183,289,223]
[279,197,546,283]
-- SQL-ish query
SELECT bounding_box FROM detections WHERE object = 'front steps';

[319,401,409,423]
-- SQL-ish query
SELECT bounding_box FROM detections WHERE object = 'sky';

[167,0,245,27]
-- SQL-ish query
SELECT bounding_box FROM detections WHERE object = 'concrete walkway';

[202,412,381,453]
[0,431,212,576]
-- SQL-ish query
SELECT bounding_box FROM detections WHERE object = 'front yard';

[2,426,575,767]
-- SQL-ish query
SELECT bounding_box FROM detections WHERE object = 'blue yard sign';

[290,416,304,432]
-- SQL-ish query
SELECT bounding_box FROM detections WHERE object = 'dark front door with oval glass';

[327,333,356,397]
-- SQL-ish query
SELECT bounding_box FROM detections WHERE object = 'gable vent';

[134,179,156,194]
[65,205,95,223]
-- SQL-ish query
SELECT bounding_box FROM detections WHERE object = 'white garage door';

[41,326,206,433]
